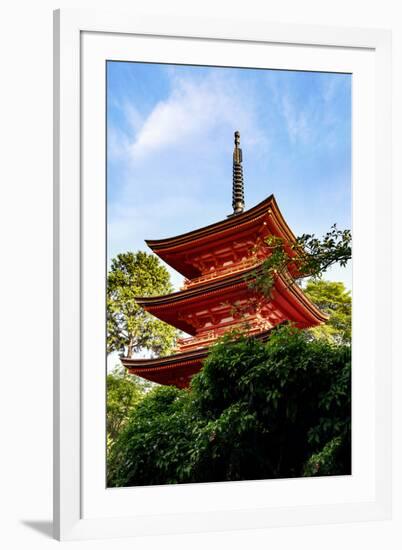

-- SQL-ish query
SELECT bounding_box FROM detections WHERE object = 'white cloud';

[321,76,345,104]
[124,101,144,133]
[129,72,266,159]
[281,93,310,144]
[107,66,351,292]
[106,68,273,288]
[108,126,131,160]
[265,72,349,148]
[108,101,144,161]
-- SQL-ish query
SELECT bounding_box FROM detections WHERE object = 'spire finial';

[232,130,245,215]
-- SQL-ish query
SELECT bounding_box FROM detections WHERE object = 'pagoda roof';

[121,327,275,387]
[136,263,258,307]
[135,266,328,335]
[135,263,259,334]
[145,194,298,279]
[122,347,209,387]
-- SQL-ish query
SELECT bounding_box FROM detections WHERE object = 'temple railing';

[177,330,218,351]
[182,256,263,289]
[177,316,274,352]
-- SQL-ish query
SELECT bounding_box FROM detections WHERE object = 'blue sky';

[107,62,351,290]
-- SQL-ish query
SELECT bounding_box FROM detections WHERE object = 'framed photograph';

[53,9,392,541]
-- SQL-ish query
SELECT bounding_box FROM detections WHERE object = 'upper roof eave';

[145,194,296,253]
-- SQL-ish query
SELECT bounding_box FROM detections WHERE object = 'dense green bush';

[107,325,351,487]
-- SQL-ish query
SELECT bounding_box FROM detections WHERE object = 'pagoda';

[121,132,327,388]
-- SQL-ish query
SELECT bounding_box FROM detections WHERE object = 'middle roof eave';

[134,263,258,308]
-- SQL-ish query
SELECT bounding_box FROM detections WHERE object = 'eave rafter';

[144,194,299,279]
[134,266,327,337]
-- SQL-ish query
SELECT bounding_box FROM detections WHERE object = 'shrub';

[107,325,351,487]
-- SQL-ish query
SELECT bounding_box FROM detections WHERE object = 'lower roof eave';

[120,347,209,372]
[120,327,277,374]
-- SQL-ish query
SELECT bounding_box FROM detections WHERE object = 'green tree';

[249,225,351,298]
[304,280,351,345]
[107,325,351,487]
[107,251,177,357]
[106,370,145,449]
[295,225,351,277]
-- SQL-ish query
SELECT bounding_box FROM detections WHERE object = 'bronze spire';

[232,130,245,215]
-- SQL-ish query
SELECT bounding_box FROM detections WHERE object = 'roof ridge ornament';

[231,130,245,216]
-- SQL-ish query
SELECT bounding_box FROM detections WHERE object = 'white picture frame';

[53,8,392,541]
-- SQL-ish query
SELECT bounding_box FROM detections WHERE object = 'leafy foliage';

[296,225,351,275]
[106,370,147,449]
[107,251,177,357]
[248,225,351,298]
[304,280,351,345]
[107,385,197,485]
[107,325,351,487]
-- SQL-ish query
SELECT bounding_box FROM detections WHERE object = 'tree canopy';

[107,251,177,358]
[248,225,351,298]
[106,370,146,450]
[304,279,351,345]
[107,325,351,487]
[106,228,352,487]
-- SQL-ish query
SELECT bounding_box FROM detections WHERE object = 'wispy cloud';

[107,63,351,290]
[107,67,273,255]
[127,71,268,159]
[107,100,144,161]
[266,72,350,149]
[281,93,310,144]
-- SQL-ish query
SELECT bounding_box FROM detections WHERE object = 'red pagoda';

[121,132,327,388]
